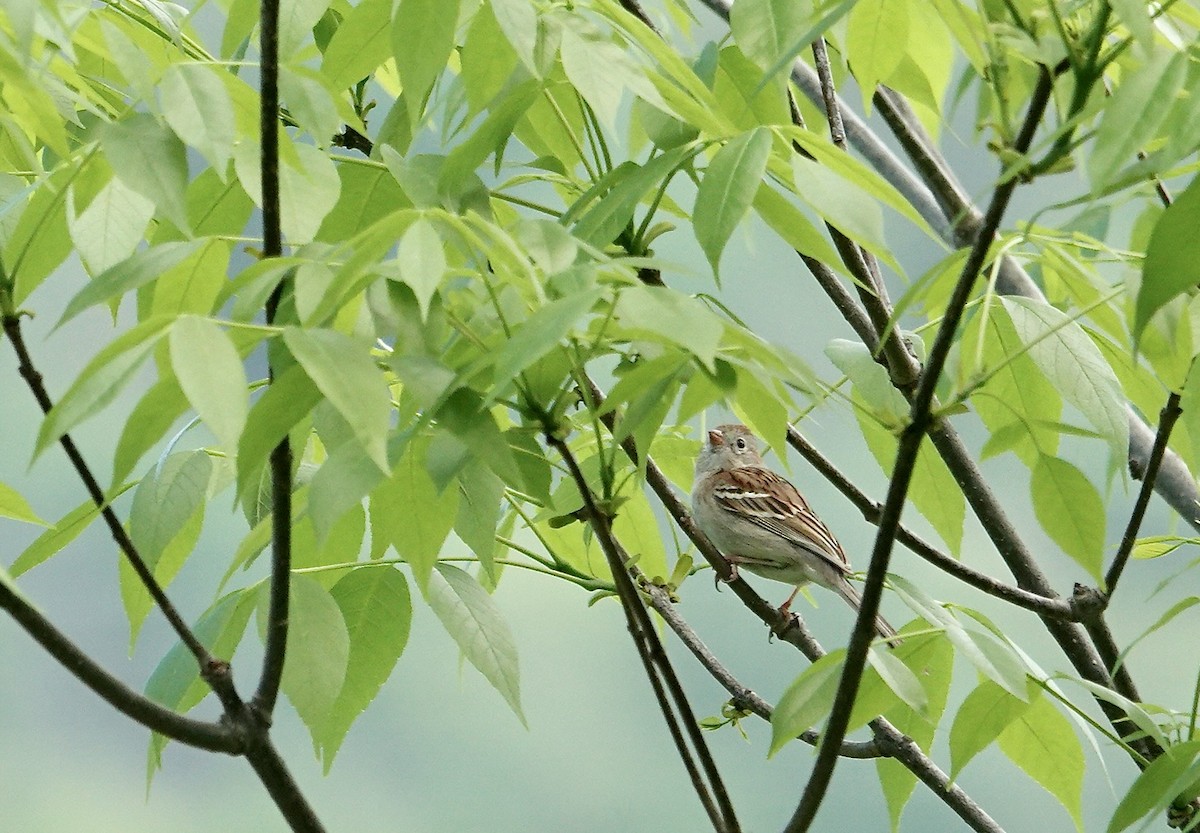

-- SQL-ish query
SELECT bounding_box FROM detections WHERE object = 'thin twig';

[545,434,740,833]
[783,67,1058,833]
[808,38,917,388]
[0,313,241,706]
[586,384,1005,830]
[1106,394,1183,595]
[784,426,1080,620]
[0,579,239,752]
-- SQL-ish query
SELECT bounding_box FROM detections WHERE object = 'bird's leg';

[778,586,801,617]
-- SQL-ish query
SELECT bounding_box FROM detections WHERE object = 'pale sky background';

[0,2,1194,832]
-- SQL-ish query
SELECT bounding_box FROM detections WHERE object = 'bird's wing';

[710,466,851,573]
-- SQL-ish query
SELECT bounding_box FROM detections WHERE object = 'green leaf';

[614,285,723,371]
[7,164,75,304]
[1031,455,1105,581]
[234,142,341,244]
[278,0,331,55]
[845,0,910,109]
[145,590,259,714]
[372,442,458,589]
[1001,297,1127,463]
[0,482,47,527]
[393,0,461,121]
[949,679,1036,779]
[1137,173,1200,344]
[10,485,135,577]
[35,318,173,457]
[559,27,660,132]
[101,114,190,232]
[866,648,927,715]
[889,576,1030,699]
[461,1,520,112]
[570,145,694,248]
[998,692,1085,830]
[321,0,392,89]
[694,127,772,276]
[169,316,249,453]
[1109,0,1154,49]
[752,184,845,271]
[122,498,207,649]
[160,63,236,173]
[280,65,343,144]
[730,0,814,71]
[425,562,525,724]
[1089,52,1185,193]
[317,566,412,769]
[67,175,156,275]
[792,154,891,270]
[455,462,505,579]
[129,450,212,570]
[491,0,540,76]
[274,575,351,735]
[770,650,844,755]
[145,588,260,770]
[57,241,205,328]
[283,327,391,471]
[1109,741,1200,833]
[492,289,603,385]
[309,444,386,545]
[878,630,954,829]
[237,363,322,500]
[395,216,446,320]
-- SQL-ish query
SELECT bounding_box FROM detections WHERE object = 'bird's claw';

[714,561,739,590]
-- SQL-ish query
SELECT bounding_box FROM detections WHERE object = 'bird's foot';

[714,560,740,590]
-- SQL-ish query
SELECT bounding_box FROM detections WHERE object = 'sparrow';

[692,424,899,644]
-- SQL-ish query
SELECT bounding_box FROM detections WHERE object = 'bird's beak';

[707,429,723,448]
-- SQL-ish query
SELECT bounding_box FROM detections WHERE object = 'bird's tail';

[836,580,902,648]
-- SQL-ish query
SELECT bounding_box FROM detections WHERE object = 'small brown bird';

[692,424,899,644]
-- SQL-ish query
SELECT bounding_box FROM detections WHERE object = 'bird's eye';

[735,437,747,451]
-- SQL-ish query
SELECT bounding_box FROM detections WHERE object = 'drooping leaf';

[949,679,1037,779]
[1001,297,1127,463]
[129,450,212,570]
[101,114,190,232]
[1031,454,1105,582]
[770,650,844,755]
[693,127,772,277]
[317,566,412,769]
[272,575,352,736]
[1137,173,1200,344]
[425,562,525,724]
[998,692,1085,830]
[1109,741,1200,833]
[169,316,249,453]
[392,0,461,122]
[283,327,391,470]
[372,441,458,589]
[160,63,236,173]
[35,318,173,457]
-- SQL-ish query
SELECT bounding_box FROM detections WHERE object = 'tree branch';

[0,311,243,710]
[783,67,1057,833]
[783,427,1081,620]
[0,578,239,752]
[252,0,292,720]
[582,382,1004,831]
[1106,393,1183,595]
[544,432,740,833]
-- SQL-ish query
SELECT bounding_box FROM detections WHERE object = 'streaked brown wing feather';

[712,467,850,571]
